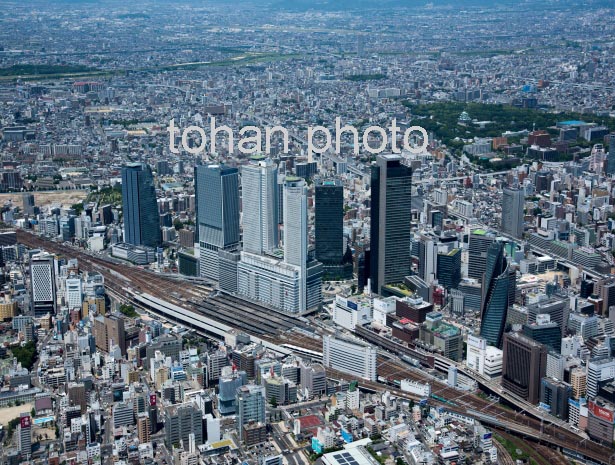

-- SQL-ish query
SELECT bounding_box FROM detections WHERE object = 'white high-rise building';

[333,295,372,331]
[237,252,302,313]
[283,177,308,311]
[241,156,278,255]
[323,335,377,381]
[65,277,83,310]
[30,253,56,317]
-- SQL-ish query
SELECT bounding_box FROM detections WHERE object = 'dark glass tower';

[195,164,240,280]
[315,179,352,280]
[121,163,160,248]
[468,229,496,281]
[437,248,461,290]
[370,155,412,294]
[480,241,515,348]
[501,187,525,239]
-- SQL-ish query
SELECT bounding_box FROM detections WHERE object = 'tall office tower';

[236,384,266,433]
[93,314,126,355]
[526,296,570,337]
[194,164,240,281]
[468,229,496,281]
[315,179,352,281]
[480,242,515,348]
[502,332,547,405]
[522,318,562,353]
[137,412,151,444]
[65,277,83,311]
[17,414,32,456]
[283,177,307,268]
[277,173,285,226]
[283,177,308,311]
[417,233,437,284]
[218,370,248,415]
[501,187,525,239]
[437,248,462,290]
[121,163,160,248]
[370,154,412,294]
[164,403,203,451]
[30,253,56,317]
[605,151,615,175]
[22,193,35,216]
[241,156,278,255]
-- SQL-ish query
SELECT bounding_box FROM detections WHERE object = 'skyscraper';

[370,154,412,294]
[283,177,307,268]
[437,248,462,290]
[480,242,515,348]
[121,163,160,248]
[284,177,308,311]
[17,413,32,457]
[164,403,203,451]
[241,156,278,255]
[502,332,547,405]
[65,277,83,310]
[468,229,496,281]
[30,253,56,317]
[236,384,266,433]
[315,179,352,280]
[417,233,437,284]
[195,164,240,280]
[501,187,525,238]
[22,193,35,216]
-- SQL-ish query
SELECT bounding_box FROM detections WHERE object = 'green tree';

[11,341,37,370]
[270,396,278,408]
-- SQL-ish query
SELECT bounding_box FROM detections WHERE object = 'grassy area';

[403,101,615,172]
[0,70,122,82]
[494,433,539,465]
[403,101,615,145]
[87,184,122,206]
[0,64,96,76]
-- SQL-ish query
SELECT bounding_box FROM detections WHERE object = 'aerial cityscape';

[1,0,615,464]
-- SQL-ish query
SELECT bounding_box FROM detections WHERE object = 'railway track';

[15,230,615,463]
[16,230,306,337]
[287,333,613,464]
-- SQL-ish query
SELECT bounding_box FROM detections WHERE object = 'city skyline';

[2,1,615,464]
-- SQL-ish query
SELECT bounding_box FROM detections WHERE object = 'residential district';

[1,1,615,465]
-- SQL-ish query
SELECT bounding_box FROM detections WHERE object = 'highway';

[284,328,614,464]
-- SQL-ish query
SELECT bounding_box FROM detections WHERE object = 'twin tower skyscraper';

[195,155,319,314]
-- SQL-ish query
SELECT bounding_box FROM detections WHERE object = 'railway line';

[15,230,615,464]
[191,298,286,337]
[288,334,614,464]
[16,230,304,337]
[210,293,312,333]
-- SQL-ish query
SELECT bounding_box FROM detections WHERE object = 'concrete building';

[323,335,377,381]
[502,332,548,405]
